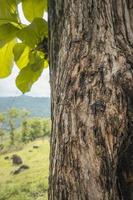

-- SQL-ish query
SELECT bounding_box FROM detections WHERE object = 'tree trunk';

[48,0,133,199]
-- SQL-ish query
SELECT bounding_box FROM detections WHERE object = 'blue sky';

[0,4,50,97]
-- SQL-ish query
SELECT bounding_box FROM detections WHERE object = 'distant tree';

[0,113,5,124]
[20,108,30,120]
[21,120,29,143]
[21,109,30,143]
[21,118,50,142]
[8,108,19,119]
[9,120,15,144]
[7,108,19,144]
[0,113,5,144]
[30,119,42,140]
[0,130,5,144]
[42,119,51,137]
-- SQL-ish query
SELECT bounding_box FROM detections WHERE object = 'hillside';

[0,95,50,118]
[0,139,49,200]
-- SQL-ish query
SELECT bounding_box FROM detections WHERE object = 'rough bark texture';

[48,0,133,199]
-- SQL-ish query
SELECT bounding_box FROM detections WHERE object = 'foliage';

[0,108,51,146]
[21,118,51,143]
[5,108,29,144]
[8,108,19,118]
[21,120,28,142]
[0,0,48,93]
[7,108,20,144]
[9,120,15,144]
[0,113,5,144]
[20,108,30,119]
[42,119,51,136]
[29,119,42,140]
[0,40,16,77]
[0,129,5,144]
[0,112,5,123]
[22,0,47,22]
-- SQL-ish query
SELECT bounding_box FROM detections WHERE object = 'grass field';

[0,139,49,200]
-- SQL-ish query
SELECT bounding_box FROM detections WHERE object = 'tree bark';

[48,0,133,199]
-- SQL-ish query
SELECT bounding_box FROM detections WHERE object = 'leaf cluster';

[0,0,48,93]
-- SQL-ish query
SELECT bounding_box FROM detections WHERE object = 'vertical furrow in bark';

[49,0,133,199]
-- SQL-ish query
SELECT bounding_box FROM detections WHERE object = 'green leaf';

[13,43,30,69]
[0,40,16,78]
[36,50,48,68]
[17,18,48,48]
[16,52,44,93]
[44,0,48,11]
[0,23,19,46]
[44,59,49,68]
[22,0,47,22]
[0,0,19,25]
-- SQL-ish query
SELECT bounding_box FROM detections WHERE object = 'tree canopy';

[0,0,48,93]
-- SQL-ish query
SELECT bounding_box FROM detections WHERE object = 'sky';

[0,66,50,97]
[0,4,50,97]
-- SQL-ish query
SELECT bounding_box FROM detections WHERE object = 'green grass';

[0,139,49,200]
